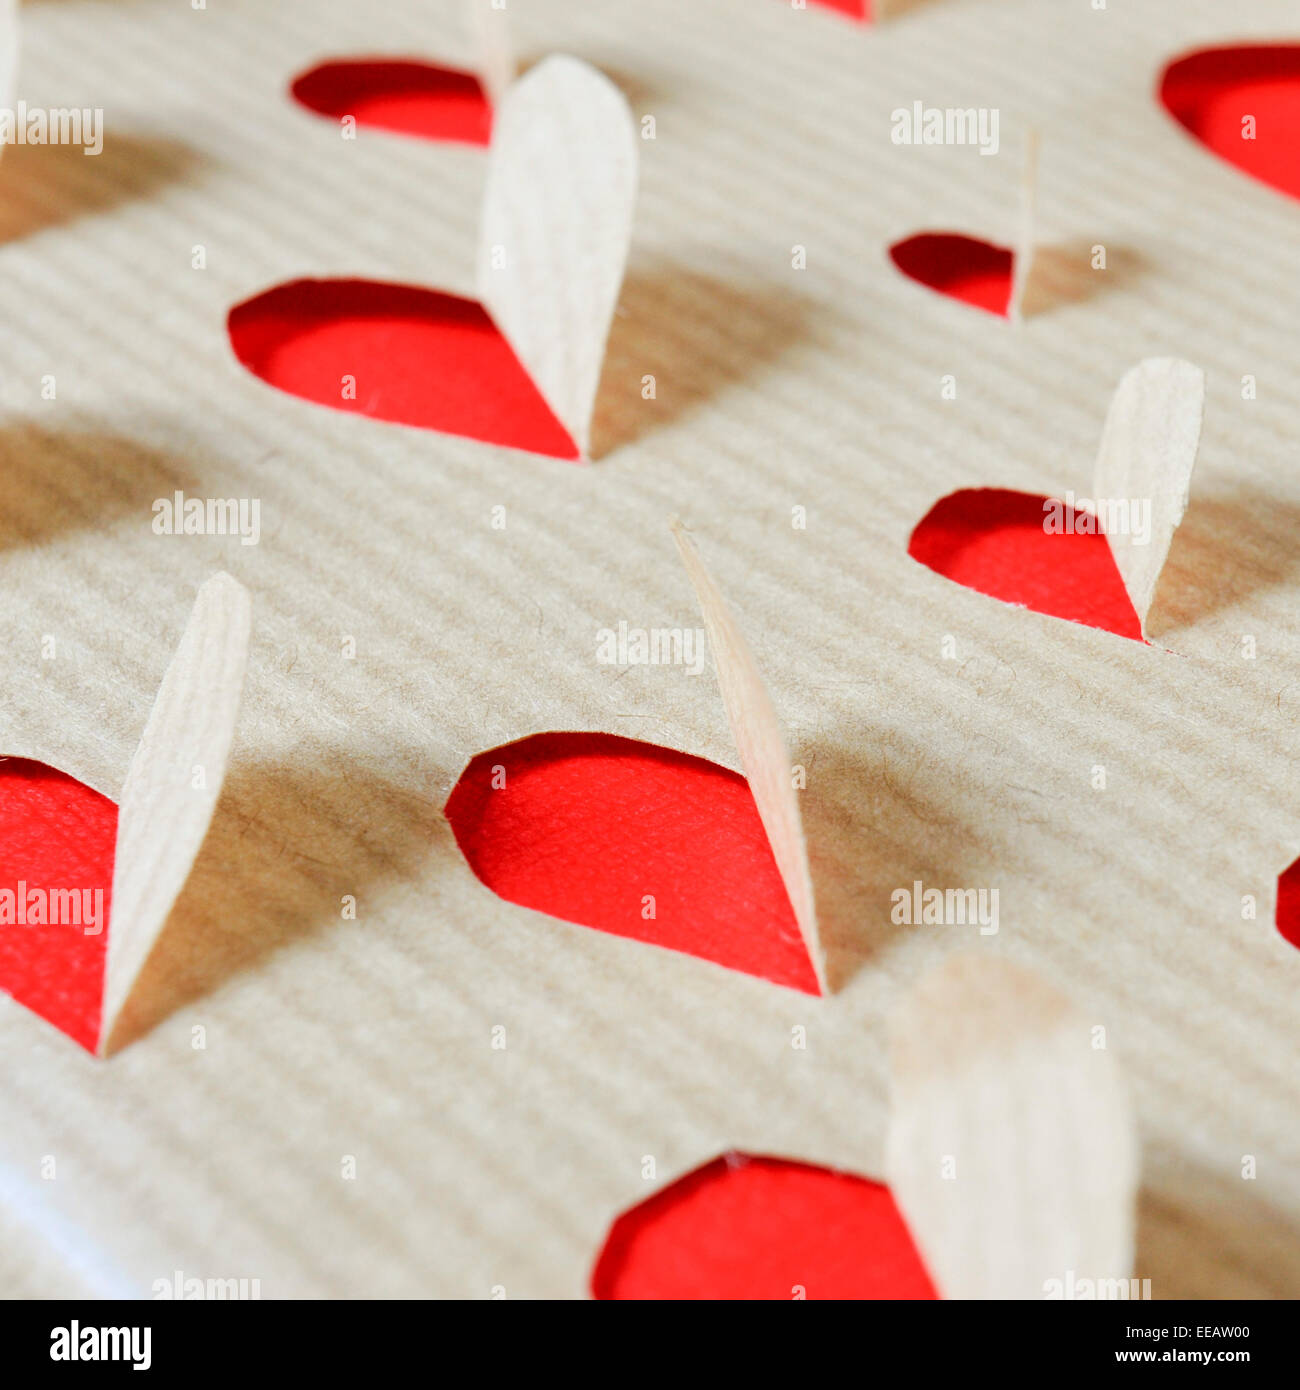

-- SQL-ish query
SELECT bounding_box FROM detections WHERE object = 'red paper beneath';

[0,759,117,1051]
[592,1153,937,1299]
[446,732,820,993]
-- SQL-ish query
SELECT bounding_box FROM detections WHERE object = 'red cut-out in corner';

[591,1153,937,1299]
[227,279,578,459]
[811,0,870,19]
[889,233,1014,316]
[0,759,117,1052]
[1275,856,1300,951]
[290,58,493,146]
[909,488,1142,641]
[445,732,819,992]
[1160,46,1300,202]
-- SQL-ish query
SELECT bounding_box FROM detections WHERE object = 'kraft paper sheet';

[0,0,1296,1299]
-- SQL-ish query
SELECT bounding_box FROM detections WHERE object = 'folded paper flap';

[1009,129,1039,320]
[889,954,1067,1083]
[886,955,1137,1298]
[671,520,826,993]
[463,0,513,107]
[1093,357,1205,633]
[477,54,638,457]
[100,573,251,1051]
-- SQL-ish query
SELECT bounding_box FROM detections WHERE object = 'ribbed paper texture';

[0,0,1297,1297]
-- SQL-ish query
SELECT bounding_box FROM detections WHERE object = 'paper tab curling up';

[477,56,638,460]
[671,520,827,994]
[1008,129,1039,321]
[464,0,514,108]
[1093,357,1204,638]
[885,955,1138,1299]
[99,572,251,1054]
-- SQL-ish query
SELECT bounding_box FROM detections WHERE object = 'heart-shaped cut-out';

[1160,45,1300,202]
[227,278,578,458]
[445,731,821,993]
[889,232,1015,316]
[290,59,493,145]
[908,359,1204,644]
[0,759,117,1052]
[230,57,636,460]
[591,1153,937,1299]
[811,0,869,18]
[1274,855,1300,951]
[909,487,1143,641]
[0,575,250,1055]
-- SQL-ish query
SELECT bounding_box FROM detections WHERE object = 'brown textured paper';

[1093,357,1205,638]
[100,574,251,1054]
[671,519,826,993]
[0,1,16,122]
[886,955,1138,1300]
[0,0,1297,1301]
[477,53,637,458]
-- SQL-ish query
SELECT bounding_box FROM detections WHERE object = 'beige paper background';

[0,0,1297,1298]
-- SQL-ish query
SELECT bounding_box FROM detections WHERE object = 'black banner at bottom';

[3,1297,1276,1377]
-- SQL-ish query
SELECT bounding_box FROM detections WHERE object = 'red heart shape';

[290,59,493,145]
[591,1153,937,1299]
[227,278,578,458]
[0,759,117,1052]
[909,488,1142,641]
[889,233,1014,316]
[1160,45,1300,202]
[445,732,820,992]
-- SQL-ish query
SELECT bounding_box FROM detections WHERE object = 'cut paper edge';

[1158,45,1300,205]
[445,731,820,992]
[885,954,1138,1300]
[590,1151,938,1299]
[99,573,251,1054]
[810,0,869,19]
[1008,128,1039,321]
[464,0,514,108]
[670,519,827,994]
[288,59,493,146]
[1275,852,1300,952]
[226,277,580,459]
[477,55,638,459]
[888,232,1014,317]
[907,487,1144,641]
[1092,357,1204,638]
